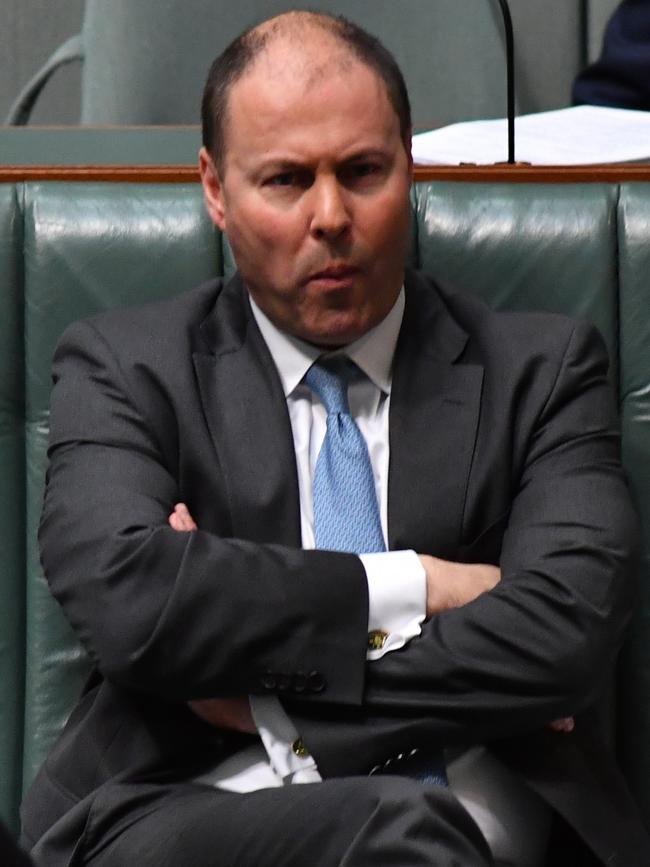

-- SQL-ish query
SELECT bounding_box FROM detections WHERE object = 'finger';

[550,717,575,733]
[169,503,197,532]
[168,510,185,531]
[188,697,257,734]
[176,502,198,531]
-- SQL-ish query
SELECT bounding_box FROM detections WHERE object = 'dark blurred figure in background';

[1,821,32,867]
[574,0,650,110]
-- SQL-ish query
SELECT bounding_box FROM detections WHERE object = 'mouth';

[307,265,361,288]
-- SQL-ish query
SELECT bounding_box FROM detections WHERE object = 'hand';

[417,554,575,734]
[549,716,575,733]
[419,555,501,618]
[168,502,258,735]
[188,696,258,734]
[168,501,197,532]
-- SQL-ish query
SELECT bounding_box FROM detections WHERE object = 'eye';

[264,170,313,189]
[267,172,296,187]
[351,162,378,177]
[340,161,384,186]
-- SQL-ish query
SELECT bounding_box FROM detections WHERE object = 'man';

[574,0,650,111]
[21,10,649,867]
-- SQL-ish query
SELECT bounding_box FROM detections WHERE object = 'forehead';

[223,39,400,163]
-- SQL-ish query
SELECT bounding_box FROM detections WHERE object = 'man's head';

[199,10,413,346]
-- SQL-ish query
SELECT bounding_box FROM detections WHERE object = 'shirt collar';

[249,288,405,398]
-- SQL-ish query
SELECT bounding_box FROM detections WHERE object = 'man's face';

[200,41,413,346]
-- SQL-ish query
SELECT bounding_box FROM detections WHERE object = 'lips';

[307,264,360,284]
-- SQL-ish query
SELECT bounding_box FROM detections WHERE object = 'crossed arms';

[170,502,573,735]
[39,312,637,750]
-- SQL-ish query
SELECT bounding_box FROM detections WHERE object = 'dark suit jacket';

[0,822,33,867]
[22,270,649,865]
[573,0,650,111]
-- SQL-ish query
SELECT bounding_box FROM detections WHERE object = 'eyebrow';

[256,148,392,172]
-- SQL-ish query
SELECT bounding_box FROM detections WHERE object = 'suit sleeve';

[310,321,638,741]
[39,319,369,705]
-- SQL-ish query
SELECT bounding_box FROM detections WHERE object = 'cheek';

[236,211,304,266]
[361,191,410,246]
[364,216,409,261]
[227,220,272,266]
[227,214,306,302]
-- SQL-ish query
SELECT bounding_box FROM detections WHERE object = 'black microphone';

[495,0,516,164]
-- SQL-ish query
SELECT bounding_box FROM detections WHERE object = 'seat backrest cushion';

[412,181,619,366]
[0,185,26,835]
[616,183,650,822]
[21,181,221,793]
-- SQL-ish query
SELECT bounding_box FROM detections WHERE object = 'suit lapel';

[388,272,484,556]
[192,270,483,555]
[192,274,301,547]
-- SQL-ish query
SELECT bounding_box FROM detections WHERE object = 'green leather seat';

[0,185,25,836]
[20,182,222,799]
[617,184,650,822]
[412,182,619,367]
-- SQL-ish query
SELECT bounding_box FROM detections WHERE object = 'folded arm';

[40,319,370,706]
[350,321,637,739]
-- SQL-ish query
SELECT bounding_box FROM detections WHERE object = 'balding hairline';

[241,13,366,92]
[201,9,412,174]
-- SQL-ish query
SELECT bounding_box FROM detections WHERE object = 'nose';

[309,176,351,240]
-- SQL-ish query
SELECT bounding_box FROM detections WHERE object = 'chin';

[300,317,371,348]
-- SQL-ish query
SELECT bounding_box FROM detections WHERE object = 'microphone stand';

[495,0,516,164]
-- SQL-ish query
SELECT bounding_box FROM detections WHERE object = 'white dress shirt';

[195,288,427,791]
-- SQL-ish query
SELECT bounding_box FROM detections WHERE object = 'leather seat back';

[0,185,26,835]
[20,182,221,794]
[616,184,650,822]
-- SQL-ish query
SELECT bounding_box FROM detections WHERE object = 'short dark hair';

[201,10,412,172]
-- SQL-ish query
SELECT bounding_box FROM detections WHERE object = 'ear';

[404,128,414,175]
[199,146,227,231]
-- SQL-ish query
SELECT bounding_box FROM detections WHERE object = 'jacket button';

[307,671,325,693]
[292,672,307,693]
[261,671,277,690]
[277,673,291,692]
[292,738,310,758]
[367,630,388,651]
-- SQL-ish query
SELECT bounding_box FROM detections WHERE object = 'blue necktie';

[304,358,385,555]
[305,356,448,788]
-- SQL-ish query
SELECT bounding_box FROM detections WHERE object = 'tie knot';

[304,357,357,415]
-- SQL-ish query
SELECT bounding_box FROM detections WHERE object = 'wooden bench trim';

[1,164,650,183]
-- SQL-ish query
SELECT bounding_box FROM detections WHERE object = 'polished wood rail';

[1,163,649,183]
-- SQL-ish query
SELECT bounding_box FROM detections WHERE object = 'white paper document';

[411,105,650,166]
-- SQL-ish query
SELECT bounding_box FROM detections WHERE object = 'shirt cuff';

[250,695,321,783]
[359,549,426,661]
